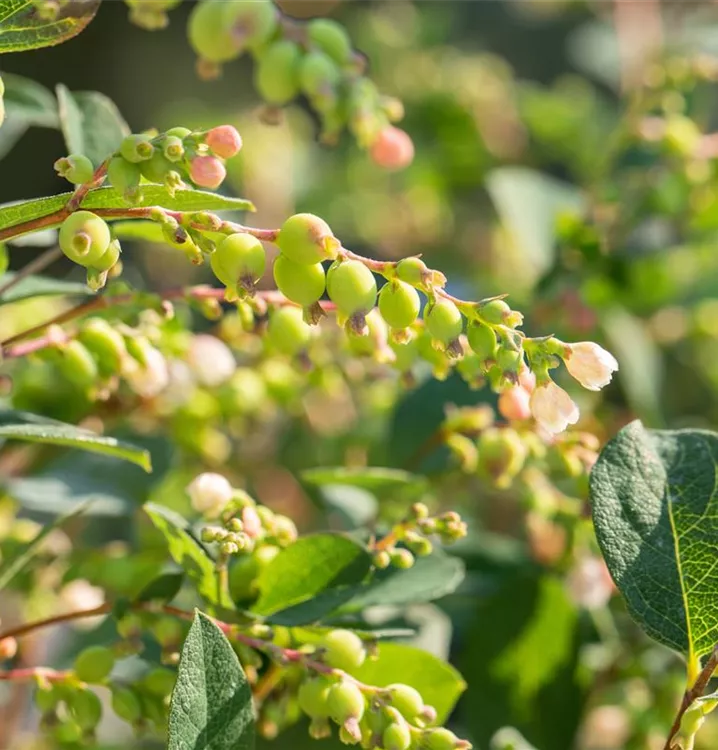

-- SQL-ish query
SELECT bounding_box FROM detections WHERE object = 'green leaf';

[168,611,254,750]
[301,466,428,494]
[591,420,718,662]
[0,187,255,236]
[252,533,372,616]
[0,423,151,470]
[352,642,466,723]
[0,500,89,590]
[56,85,130,167]
[110,220,165,243]
[136,569,185,604]
[0,0,100,53]
[2,73,58,127]
[0,273,91,304]
[145,503,233,610]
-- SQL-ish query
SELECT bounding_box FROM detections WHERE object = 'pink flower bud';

[206,125,243,159]
[563,342,618,391]
[187,472,233,518]
[241,506,263,538]
[498,386,532,421]
[529,380,579,434]
[0,637,17,660]
[189,155,227,189]
[369,126,415,171]
[567,556,615,610]
[187,334,236,387]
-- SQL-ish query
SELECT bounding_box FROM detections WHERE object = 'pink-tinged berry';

[190,155,227,189]
[206,125,243,159]
[277,213,338,265]
[370,127,415,171]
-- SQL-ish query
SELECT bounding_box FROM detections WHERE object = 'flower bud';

[187,472,233,518]
[498,386,532,422]
[189,155,227,189]
[370,127,414,171]
[120,133,155,163]
[206,125,243,159]
[162,135,185,162]
[187,334,236,387]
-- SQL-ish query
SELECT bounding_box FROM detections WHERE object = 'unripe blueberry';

[370,127,415,171]
[327,260,377,316]
[255,40,302,106]
[384,721,412,750]
[298,677,333,718]
[92,238,121,272]
[308,18,352,65]
[277,213,338,265]
[188,0,241,62]
[79,318,128,375]
[120,133,154,163]
[74,646,115,683]
[222,0,277,51]
[212,233,266,292]
[396,257,429,286]
[273,255,325,307]
[59,211,111,266]
[387,683,424,721]
[466,321,496,362]
[190,155,227,189]
[479,299,512,326]
[68,688,103,730]
[300,50,340,99]
[327,681,365,723]
[111,686,142,723]
[426,299,463,344]
[319,629,366,672]
[378,280,420,329]
[57,340,99,388]
[205,125,243,159]
[54,154,94,184]
[424,728,461,750]
[268,306,312,355]
[107,156,142,202]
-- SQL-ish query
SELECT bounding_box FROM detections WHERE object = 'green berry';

[34,684,60,714]
[222,0,277,51]
[327,260,377,316]
[78,318,128,375]
[211,233,266,291]
[188,0,240,62]
[390,548,415,569]
[267,306,311,355]
[396,257,429,286]
[379,280,420,329]
[166,126,192,139]
[426,299,463,344]
[74,646,115,684]
[53,721,83,744]
[496,346,522,375]
[143,667,176,697]
[466,321,496,361]
[319,628,366,672]
[327,680,365,723]
[107,156,142,202]
[424,728,460,750]
[120,133,155,163]
[277,213,338,265]
[255,39,302,106]
[59,211,111,266]
[140,151,177,183]
[479,299,511,326]
[68,688,103,730]
[57,340,99,388]
[387,684,424,721]
[111,686,142,724]
[92,238,121,272]
[273,255,325,307]
[384,721,412,750]
[308,18,352,65]
[298,677,333,718]
[300,50,340,99]
[477,427,527,488]
[54,154,94,184]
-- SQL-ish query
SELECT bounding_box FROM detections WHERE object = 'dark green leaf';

[145,503,233,610]
[56,85,130,166]
[168,611,254,750]
[0,273,90,304]
[352,642,466,723]
[136,569,185,604]
[252,533,372,616]
[591,420,718,661]
[0,500,89,590]
[0,0,100,53]
[0,423,151,470]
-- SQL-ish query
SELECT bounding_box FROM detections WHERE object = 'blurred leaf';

[456,570,585,750]
[56,85,130,167]
[136,569,185,604]
[5,434,172,515]
[0,409,66,427]
[0,273,90,304]
[0,244,7,274]
[8,228,57,246]
[0,116,28,160]
[487,167,585,281]
[592,420,718,660]
[253,533,372,616]
[0,74,58,160]
[0,422,151,469]
[168,612,254,750]
[145,503,233,610]
[110,220,164,243]
[317,484,378,530]
[353,642,466,723]
[0,0,100,53]
[302,466,428,494]
[0,187,254,236]
[0,500,89,590]
[567,21,621,90]
[602,306,663,425]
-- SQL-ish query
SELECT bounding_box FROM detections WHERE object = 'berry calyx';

[425,299,463,345]
[107,156,142,202]
[54,153,94,184]
[327,260,377,317]
[308,18,352,65]
[386,683,424,721]
[273,255,326,307]
[255,40,302,106]
[189,155,226,189]
[59,211,111,267]
[205,125,243,159]
[162,135,185,162]
[327,680,365,723]
[211,233,266,293]
[277,213,339,265]
[74,646,115,684]
[267,306,312,356]
[298,677,333,718]
[318,628,366,672]
[370,127,415,171]
[378,280,420,330]
[120,133,155,163]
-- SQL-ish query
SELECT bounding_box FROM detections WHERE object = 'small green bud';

[424,727,463,750]
[373,550,391,569]
[74,646,115,684]
[319,629,366,672]
[425,299,463,346]
[57,340,99,388]
[477,427,527,489]
[466,321,497,363]
[78,318,127,376]
[120,133,155,163]
[162,135,185,162]
[92,238,121,273]
[327,680,366,723]
[188,0,240,63]
[54,154,94,184]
